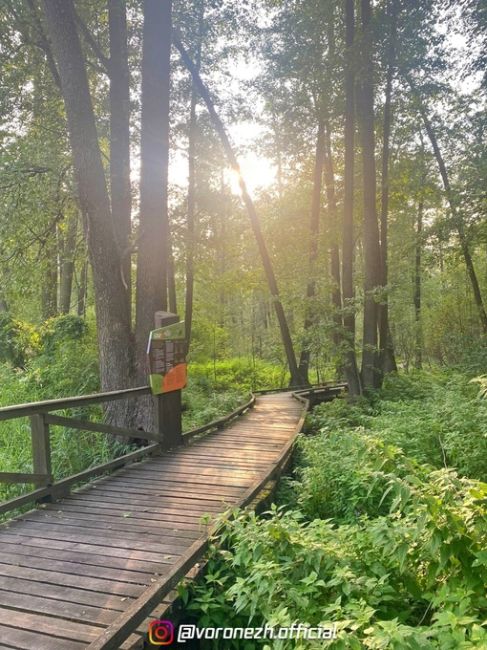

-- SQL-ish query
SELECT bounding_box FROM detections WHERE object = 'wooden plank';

[0,575,130,610]
[0,532,178,565]
[18,513,200,547]
[33,509,203,539]
[30,413,52,488]
[0,625,85,650]
[0,390,309,650]
[0,386,151,422]
[0,550,162,585]
[100,472,253,490]
[0,540,172,574]
[1,523,186,556]
[45,413,161,444]
[147,455,270,470]
[0,589,117,626]
[87,536,209,650]
[71,490,230,511]
[0,563,144,598]
[48,503,211,529]
[0,472,49,484]
[176,447,277,460]
[123,463,259,480]
[0,607,101,643]
[85,484,238,503]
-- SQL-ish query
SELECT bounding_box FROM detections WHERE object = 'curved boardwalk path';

[0,392,304,650]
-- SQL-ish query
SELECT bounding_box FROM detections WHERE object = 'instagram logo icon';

[148,619,174,646]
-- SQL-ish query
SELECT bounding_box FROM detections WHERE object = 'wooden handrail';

[0,385,151,421]
[0,389,257,516]
[0,383,344,516]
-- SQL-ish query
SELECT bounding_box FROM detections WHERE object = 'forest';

[0,0,486,648]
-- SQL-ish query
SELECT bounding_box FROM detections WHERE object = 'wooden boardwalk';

[0,392,305,649]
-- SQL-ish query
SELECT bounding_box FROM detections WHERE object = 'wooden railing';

[0,386,256,517]
[0,381,346,518]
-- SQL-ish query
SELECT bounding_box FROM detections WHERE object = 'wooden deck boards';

[0,392,304,649]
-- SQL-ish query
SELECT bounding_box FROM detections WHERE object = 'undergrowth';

[180,370,487,649]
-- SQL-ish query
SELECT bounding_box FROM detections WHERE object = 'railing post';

[30,413,53,493]
[154,390,183,448]
[151,311,184,449]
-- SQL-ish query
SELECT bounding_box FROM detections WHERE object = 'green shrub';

[190,358,288,392]
[182,460,487,649]
[182,369,487,648]
[307,371,487,481]
[0,313,40,367]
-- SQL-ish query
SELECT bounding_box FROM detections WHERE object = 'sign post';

[148,311,187,448]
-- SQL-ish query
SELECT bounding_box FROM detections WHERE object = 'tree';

[358,0,382,390]
[184,1,205,355]
[42,0,133,424]
[108,0,132,314]
[378,0,398,374]
[298,119,325,383]
[342,0,362,397]
[407,78,487,335]
[174,34,305,386]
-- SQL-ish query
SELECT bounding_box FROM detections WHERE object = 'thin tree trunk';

[175,34,304,386]
[414,195,423,369]
[135,0,172,375]
[59,211,78,314]
[358,0,382,390]
[43,0,133,426]
[218,171,227,329]
[323,122,343,354]
[184,4,204,354]
[167,230,177,314]
[342,0,362,396]
[108,0,132,318]
[299,118,325,383]
[41,232,58,320]
[77,259,88,318]
[407,76,487,334]
[379,0,398,375]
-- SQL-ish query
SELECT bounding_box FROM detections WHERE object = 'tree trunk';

[298,118,325,383]
[342,0,362,397]
[175,34,304,386]
[407,76,487,334]
[59,211,78,314]
[379,0,398,375]
[42,0,133,425]
[358,0,382,390]
[184,4,204,355]
[77,259,88,318]
[414,195,423,369]
[108,0,132,318]
[323,122,343,354]
[167,230,177,314]
[41,231,58,320]
[134,0,173,430]
[135,0,172,365]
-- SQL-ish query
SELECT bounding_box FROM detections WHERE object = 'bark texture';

[135,0,172,378]
[299,119,325,383]
[358,0,382,390]
[42,0,133,425]
[342,0,362,396]
[108,0,132,316]
[378,0,398,375]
